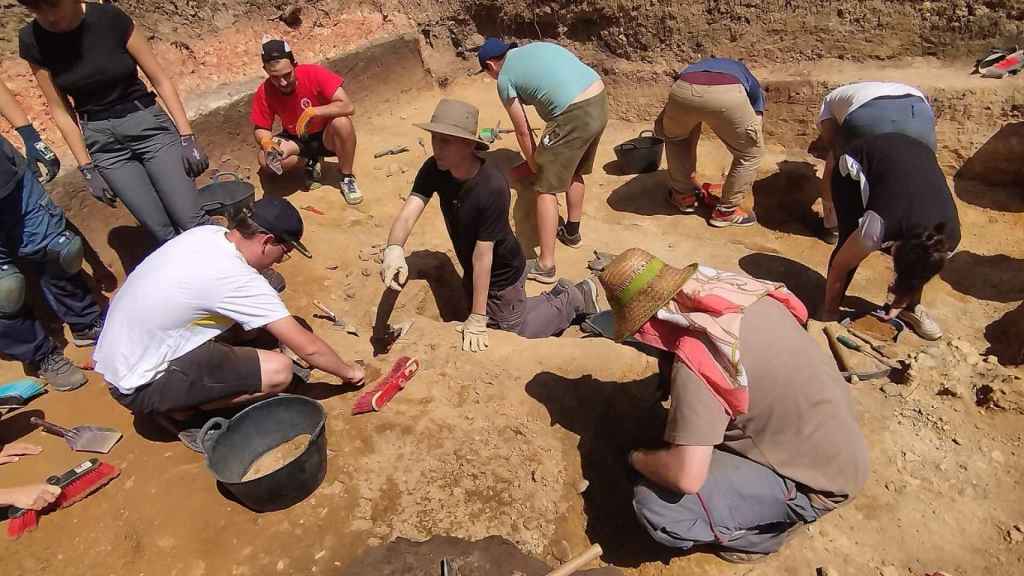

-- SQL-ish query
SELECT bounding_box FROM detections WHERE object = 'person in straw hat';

[380,99,601,352]
[598,248,869,562]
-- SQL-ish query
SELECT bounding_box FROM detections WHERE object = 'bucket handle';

[617,142,638,151]
[638,129,656,138]
[199,417,230,454]
[210,171,241,183]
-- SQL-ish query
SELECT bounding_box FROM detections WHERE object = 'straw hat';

[414,98,490,150]
[598,248,697,341]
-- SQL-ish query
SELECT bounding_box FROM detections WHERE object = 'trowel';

[30,417,122,454]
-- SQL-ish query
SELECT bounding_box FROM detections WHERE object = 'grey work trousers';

[840,95,936,152]
[485,271,582,338]
[81,103,207,243]
[633,449,827,554]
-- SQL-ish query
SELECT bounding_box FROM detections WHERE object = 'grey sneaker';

[525,259,557,284]
[898,305,943,340]
[71,317,104,347]
[304,158,322,190]
[340,175,364,205]
[556,225,582,248]
[36,351,87,392]
[575,277,601,316]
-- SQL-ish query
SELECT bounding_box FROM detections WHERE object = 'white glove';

[381,244,408,291]
[456,313,489,353]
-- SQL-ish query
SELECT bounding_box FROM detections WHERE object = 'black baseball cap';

[261,38,294,64]
[248,196,312,258]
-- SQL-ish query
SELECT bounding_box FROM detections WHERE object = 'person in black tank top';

[17,0,210,245]
[820,133,960,340]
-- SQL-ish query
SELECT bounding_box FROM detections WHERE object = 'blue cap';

[477,37,517,70]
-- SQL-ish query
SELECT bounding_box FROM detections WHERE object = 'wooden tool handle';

[544,544,603,576]
[30,417,73,439]
[312,299,336,320]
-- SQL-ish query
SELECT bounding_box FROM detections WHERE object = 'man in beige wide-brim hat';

[379,99,601,352]
[599,248,869,562]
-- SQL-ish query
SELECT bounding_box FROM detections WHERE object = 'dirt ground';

[1,7,1024,576]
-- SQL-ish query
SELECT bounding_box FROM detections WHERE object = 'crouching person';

[598,248,869,562]
[94,196,364,451]
[380,99,601,352]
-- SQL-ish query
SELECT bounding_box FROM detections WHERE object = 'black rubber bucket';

[200,395,327,512]
[613,130,664,174]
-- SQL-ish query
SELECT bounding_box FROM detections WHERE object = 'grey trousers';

[633,449,825,554]
[841,95,936,151]
[81,104,207,243]
[485,271,582,338]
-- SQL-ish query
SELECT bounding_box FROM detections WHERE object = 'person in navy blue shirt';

[654,58,765,228]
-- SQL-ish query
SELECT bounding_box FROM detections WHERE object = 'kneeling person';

[599,249,869,561]
[380,99,600,352]
[94,197,364,442]
[251,38,362,204]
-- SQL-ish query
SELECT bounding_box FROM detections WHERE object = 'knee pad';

[44,230,84,279]
[0,264,26,318]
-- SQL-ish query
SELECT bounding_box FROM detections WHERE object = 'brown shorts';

[108,340,263,414]
[534,90,608,195]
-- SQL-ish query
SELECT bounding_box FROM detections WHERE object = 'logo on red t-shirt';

[250,64,345,136]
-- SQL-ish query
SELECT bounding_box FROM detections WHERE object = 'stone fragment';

[551,540,572,562]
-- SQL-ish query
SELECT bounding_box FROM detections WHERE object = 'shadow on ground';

[739,252,875,316]
[955,121,1024,211]
[108,225,159,276]
[484,148,540,257]
[940,251,1024,303]
[984,302,1024,366]
[526,371,696,568]
[606,170,675,217]
[751,160,820,238]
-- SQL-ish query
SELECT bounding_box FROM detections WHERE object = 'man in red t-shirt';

[251,39,362,205]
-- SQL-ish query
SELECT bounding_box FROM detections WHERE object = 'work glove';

[15,124,60,183]
[295,107,317,138]
[180,134,209,178]
[380,245,408,291]
[79,164,117,207]
[456,313,489,353]
[259,135,285,175]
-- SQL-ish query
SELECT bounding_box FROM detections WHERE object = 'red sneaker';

[709,207,757,228]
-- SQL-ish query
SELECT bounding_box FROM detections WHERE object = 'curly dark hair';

[891,222,950,300]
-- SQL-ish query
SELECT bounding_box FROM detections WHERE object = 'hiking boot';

[525,259,557,284]
[557,224,582,248]
[898,305,943,340]
[261,267,286,293]
[304,158,322,190]
[714,550,771,565]
[575,277,601,316]
[340,174,364,205]
[71,317,104,347]
[35,351,87,392]
[709,206,757,228]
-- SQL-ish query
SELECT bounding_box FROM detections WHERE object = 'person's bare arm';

[309,86,355,120]
[0,484,61,510]
[818,118,840,207]
[505,98,537,170]
[386,195,428,247]
[29,65,92,166]
[127,29,193,135]
[0,80,30,128]
[470,241,494,317]
[265,316,364,384]
[630,444,714,494]
[821,234,873,321]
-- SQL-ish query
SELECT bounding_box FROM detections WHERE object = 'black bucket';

[613,130,664,174]
[200,395,327,512]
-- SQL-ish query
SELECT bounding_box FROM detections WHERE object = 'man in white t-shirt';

[95,196,364,448]
[810,81,935,244]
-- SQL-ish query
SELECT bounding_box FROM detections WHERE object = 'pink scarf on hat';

[633,265,807,416]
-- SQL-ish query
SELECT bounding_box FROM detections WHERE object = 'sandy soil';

[1,24,1023,576]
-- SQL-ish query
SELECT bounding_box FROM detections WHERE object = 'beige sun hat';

[413,98,490,150]
[598,248,698,341]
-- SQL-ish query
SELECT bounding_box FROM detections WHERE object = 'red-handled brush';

[352,356,419,415]
[6,458,120,540]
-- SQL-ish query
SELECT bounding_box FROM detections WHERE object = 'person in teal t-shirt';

[479,38,608,285]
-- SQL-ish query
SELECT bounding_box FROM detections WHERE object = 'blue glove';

[180,133,209,178]
[15,124,60,183]
[79,163,117,207]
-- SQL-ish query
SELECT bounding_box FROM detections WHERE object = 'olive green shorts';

[534,90,608,195]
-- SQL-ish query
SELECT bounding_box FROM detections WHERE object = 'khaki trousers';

[654,80,764,208]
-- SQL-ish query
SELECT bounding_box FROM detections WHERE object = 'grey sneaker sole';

[578,278,601,316]
[526,260,557,285]
[556,226,582,248]
[45,369,87,392]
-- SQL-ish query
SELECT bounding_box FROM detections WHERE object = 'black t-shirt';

[19,3,151,114]
[832,132,961,250]
[0,136,26,200]
[411,158,525,293]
